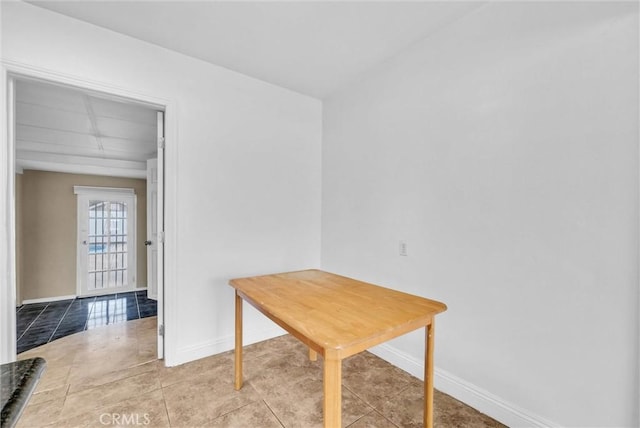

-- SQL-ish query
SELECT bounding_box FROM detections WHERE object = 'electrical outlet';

[399,241,408,256]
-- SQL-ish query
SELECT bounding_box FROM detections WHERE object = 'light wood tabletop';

[229,269,447,428]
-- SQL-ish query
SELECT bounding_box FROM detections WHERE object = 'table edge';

[230,270,447,359]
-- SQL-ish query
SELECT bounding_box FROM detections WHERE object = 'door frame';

[0,61,177,364]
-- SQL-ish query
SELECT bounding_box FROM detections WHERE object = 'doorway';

[4,74,167,360]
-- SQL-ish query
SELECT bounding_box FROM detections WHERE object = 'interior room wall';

[14,173,23,306]
[17,170,147,302]
[1,1,322,365]
[322,2,638,427]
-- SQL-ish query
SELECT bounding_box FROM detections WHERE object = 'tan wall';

[15,173,23,306]
[18,170,147,302]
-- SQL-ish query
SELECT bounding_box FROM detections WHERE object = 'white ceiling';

[16,1,486,178]
[27,1,486,99]
[16,79,159,178]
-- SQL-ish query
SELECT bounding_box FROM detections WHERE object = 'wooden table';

[229,269,447,428]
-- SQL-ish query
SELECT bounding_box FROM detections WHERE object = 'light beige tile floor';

[17,317,505,427]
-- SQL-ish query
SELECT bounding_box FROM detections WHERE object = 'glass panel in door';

[87,200,129,292]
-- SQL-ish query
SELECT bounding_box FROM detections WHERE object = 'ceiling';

[27,1,486,99]
[16,79,159,179]
[16,1,486,178]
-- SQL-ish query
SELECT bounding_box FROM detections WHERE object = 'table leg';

[323,357,341,428]
[309,348,318,361]
[424,319,435,428]
[234,291,243,390]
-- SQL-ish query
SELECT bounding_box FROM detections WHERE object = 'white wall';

[2,1,638,425]
[1,1,321,365]
[322,2,638,427]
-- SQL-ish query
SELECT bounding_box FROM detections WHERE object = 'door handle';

[144,240,152,246]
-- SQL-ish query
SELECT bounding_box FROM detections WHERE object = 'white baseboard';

[21,294,77,305]
[369,343,561,428]
[21,287,148,305]
[172,326,286,367]
[171,328,558,427]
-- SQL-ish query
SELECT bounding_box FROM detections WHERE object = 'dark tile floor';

[16,290,157,354]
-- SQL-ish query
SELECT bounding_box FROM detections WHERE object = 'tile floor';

[16,316,504,427]
[17,291,157,353]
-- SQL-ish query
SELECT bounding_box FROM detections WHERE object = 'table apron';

[235,289,434,360]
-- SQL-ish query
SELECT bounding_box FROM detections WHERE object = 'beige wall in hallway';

[17,170,147,302]
[15,173,23,306]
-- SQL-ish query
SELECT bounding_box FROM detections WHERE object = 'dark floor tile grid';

[50,297,95,341]
[15,303,48,339]
[16,300,74,352]
[17,291,157,353]
[127,292,140,320]
[136,290,157,318]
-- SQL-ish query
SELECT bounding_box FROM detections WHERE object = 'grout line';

[135,290,141,319]
[340,386,379,427]
[72,369,157,396]
[50,384,71,427]
[159,386,173,427]
[372,408,402,428]
[48,299,75,343]
[345,410,372,428]
[84,296,97,330]
[111,293,118,325]
[214,401,270,424]
[262,398,286,427]
[17,303,49,342]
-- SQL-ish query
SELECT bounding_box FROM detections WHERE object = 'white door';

[75,187,137,297]
[155,111,165,359]
[146,158,158,300]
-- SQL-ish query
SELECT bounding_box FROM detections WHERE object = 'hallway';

[17,291,157,353]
